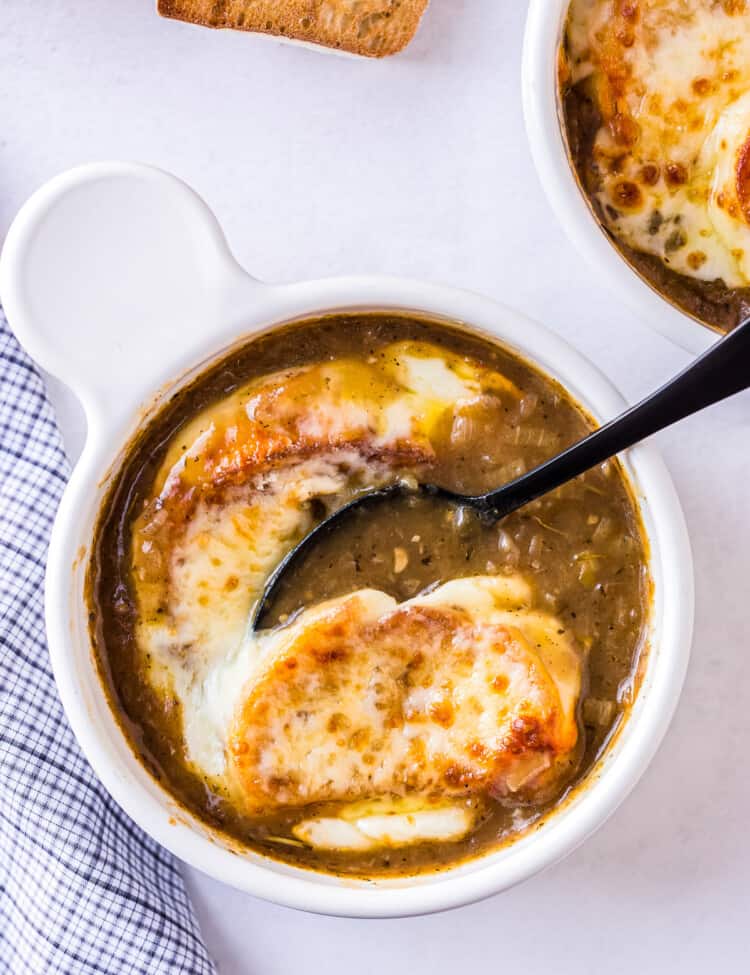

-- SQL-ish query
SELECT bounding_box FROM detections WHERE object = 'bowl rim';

[521,0,717,356]
[43,275,694,918]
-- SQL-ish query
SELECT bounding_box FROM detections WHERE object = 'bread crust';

[157,0,430,57]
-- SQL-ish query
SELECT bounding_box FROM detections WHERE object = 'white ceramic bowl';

[522,0,715,355]
[0,162,694,917]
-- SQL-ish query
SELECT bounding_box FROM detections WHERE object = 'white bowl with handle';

[522,0,716,355]
[0,161,694,917]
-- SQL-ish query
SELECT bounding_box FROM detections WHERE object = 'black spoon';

[253,316,750,629]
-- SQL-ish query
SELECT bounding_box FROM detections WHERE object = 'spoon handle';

[482,317,750,518]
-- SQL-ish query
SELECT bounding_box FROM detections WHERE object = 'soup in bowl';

[0,162,693,914]
[88,312,651,878]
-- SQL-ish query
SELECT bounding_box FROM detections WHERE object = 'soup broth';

[88,314,650,877]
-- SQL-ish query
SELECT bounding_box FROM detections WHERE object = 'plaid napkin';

[0,309,216,974]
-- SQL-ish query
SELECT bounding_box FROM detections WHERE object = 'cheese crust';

[564,0,750,287]
[228,578,582,816]
[132,342,521,776]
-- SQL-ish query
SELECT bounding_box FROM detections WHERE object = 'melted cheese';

[294,802,475,851]
[227,577,582,823]
[133,343,520,777]
[565,0,750,286]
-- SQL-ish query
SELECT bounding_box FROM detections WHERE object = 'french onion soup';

[88,314,650,877]
[560,0,750,332]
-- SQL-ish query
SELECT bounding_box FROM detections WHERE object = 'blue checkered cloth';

[0,308,216,974]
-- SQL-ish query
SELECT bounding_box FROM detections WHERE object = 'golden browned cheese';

[227,583,582,816]
[130,343,523,784]
[157,0,430,57]
[132,362,430,622]
[132,344,515,626]
[564,0,750,288]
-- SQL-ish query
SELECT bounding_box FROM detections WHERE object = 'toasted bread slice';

[157,0,430,58]
[227,580,583,816]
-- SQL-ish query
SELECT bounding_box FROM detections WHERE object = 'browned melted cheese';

[131,343,525,786]
[132,344,516,621]
[564,0,750,286]
[227,580,582,817]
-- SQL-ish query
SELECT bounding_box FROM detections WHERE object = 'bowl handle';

[0,162,261,428]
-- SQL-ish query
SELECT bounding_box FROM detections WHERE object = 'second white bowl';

[522,0,716,355]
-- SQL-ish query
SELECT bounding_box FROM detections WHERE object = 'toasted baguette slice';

[157,0,430,58]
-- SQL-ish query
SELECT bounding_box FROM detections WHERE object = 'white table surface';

[3,1,749,972]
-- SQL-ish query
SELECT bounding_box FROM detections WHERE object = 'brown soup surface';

[88,314,650,877]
